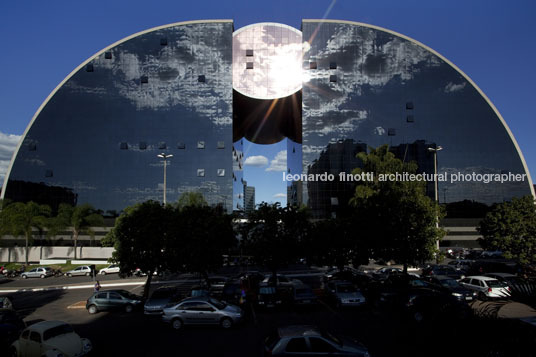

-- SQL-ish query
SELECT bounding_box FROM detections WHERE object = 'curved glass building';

[2,20,533,222]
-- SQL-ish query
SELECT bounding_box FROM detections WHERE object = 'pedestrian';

[94,280,101,292]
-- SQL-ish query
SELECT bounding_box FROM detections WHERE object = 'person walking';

[94,280,101,292]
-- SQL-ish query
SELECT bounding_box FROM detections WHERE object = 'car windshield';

[440,279,460,288]
[209,298,226,310]
[487,280,507,288]
[337,284,356,293]
[321,330,342,346]
[43,324,74,341]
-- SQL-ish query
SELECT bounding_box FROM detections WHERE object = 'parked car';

[423,275,477,302]
[264,325,370,356]
[484,272,525,286]
[10,320,92,357]
[65,266,92,277]
[99,264,120,275]
[21,267,53,279]
[257,282,293,309]
[422,265,465,280]
[325,280,366,308]
[447,259,474,272]
[162,296,243,330]
[221,279,243,305]
[372,267,402,280]
[459,276,511,299]
[144,286,182,315]
[86,289,143,314]
[0,296,14,309]
[291,282,318,306]
[207,276,228,297]
[263,274,294,285]
[0,308,26,350]
[189,285,211,298]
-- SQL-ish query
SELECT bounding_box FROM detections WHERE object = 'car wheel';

[40,274,45,279]
[172,318,183,330]
[88,305,98,314]
[125,304,134,313]
[413,311,424,323]
[86,272,90,276]
[67,273,72,277]
[100,271,106,275]
[22,274,27,279]
[220,317,233,329]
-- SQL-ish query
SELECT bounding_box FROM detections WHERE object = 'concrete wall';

[0,246,114,263]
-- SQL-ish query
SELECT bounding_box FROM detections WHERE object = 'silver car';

[325,280,366,308]
[459,276,511,299]
[65,266,92,277]
[162,296,243,330]
[21,267,53,279]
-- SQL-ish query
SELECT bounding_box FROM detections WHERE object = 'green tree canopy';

[0,201,51,265]
[478,195,536,264]
[350,145,444,271]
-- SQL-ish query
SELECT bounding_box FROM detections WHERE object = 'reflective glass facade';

[2,21,234,213]
[301,20,533,218]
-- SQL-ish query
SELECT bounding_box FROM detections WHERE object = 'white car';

[459,276,511,299]
[10,320,92,357]
[65,266,92,277]
[99,264,120,275]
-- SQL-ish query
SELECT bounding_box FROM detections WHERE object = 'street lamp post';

[428,145,443,262]
[157,153,173,205]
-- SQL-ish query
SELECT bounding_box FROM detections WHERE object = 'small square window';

[329,75,337,82]
[104,52,112,59]
[406,102,414,110]
[45,170,53,178]
[217,169,225,177]
[246,62,254,69]
[407,115,415,123]
[160,38,168,46]
[388,128,396,136]
[139,142,147,150]
[330,62,337,69]
[198,75,206,83]
[177,142,185,149]
[217,141,225,149]
[120,142,128,150]
[246,49,253,57]
[309,61,317,69]
[158,142,167,150]
[141,76,148,84]
[331,197,339,206]
[28,143,37,151]
[86,64,94,72]
[197,169,205,177]
[197,141,205,149]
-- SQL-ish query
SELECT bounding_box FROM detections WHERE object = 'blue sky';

[1,0,535,205]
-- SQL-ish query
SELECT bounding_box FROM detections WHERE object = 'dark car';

[86,289,143,314]
[207,276,228,297]
[264,325,370,356]
[257,282,293,309]
[372,267,403,281]
[325,280,366,308]
[423,275,477,302]
[0,308,26,350]
[221,279,243,305]
[422,265,465,280]
[291,282,318,306]
[144,286,182,315]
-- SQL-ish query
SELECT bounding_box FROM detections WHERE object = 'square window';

[329,75,337,82]
[407,115,415,123]
[158,142,167,150]
[217,169,225,177]
[45,170,53,178]
[139,142,147,150]
[177,142,185,149]
[86,64,94,72]
[388,128,396,136]
[217,141,225,149]
[141,76,148,84]
[120,142,128,150]
[28,143,37,151]
[197,141,205,149]
[198,75,206,83]
[246,49,253,57]
[309,61,317,69]
[104,52,112,59]
[406,102,414,110]
[330,61,337,69]
[246,62,254,69]
[197,169,205,177]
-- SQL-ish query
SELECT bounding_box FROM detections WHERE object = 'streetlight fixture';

[157,153,173,205]
[428,145,443,262]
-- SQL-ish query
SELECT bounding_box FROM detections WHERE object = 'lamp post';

[428,145,443,262]
[157,153,173,205]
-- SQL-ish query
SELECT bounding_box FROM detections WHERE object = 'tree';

[51,203,104,259]
[350,145,444,272]
[242,202,309,282]
[0,201,51,265]
[478,195,536,264]
[108,201,174,299]
[176,191,208,210]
